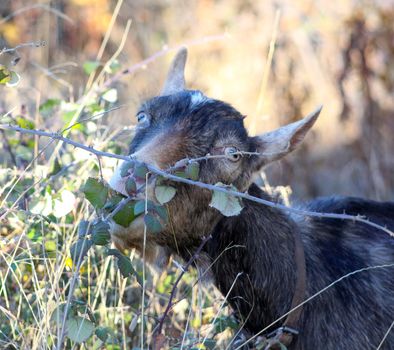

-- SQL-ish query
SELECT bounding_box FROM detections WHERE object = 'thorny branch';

[0,41,46,56]
[0,124,393,238]
[155,234,212,336]
[1,41,46,66]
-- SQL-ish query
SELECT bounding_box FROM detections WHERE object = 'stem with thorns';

[155,234,212,337]
[1,124,393,238]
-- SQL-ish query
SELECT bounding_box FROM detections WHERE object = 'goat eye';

[224,147,241,162]
[137,112,149,124]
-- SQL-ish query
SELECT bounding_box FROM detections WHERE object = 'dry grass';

[1,0,393,349]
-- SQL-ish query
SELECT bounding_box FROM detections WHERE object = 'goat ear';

[161,47,188,96]
[252,105,322,167]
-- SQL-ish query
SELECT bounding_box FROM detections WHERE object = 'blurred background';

[1,1,394,349]
[1,0,394,200]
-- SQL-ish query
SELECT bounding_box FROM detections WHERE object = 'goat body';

[207,185,394,349]
[109,49,394,349]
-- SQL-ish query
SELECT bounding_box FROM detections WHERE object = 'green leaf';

[120,161,134,177]
[39,99,61,117]
[0,65,11,84]
[144,213,162,234]
[135,200,168,223]
[185,162,200,180]
[62,110,78,125]
[106,248,119,257]
[49,158,62,176]
[27,227,42,242]
[102,88,118,103]
[134,200,146,216]
[112,201,135,228]
[92,221,111,245]
[51,303,69,324]
[213,316,239,333]
[134,200,156,216]
[106,249,137,279]
[103,193,123,211]
[78,220,90,238]
[173,170,188,178]
[16,116,35,130]
[209,183,243,217]
[106,59,121,73]
[133,163,149,180]
[95,326,111,343]
[202,339,217,350]
[83,60,100,75]
[155,185,176,204]
[70,239,93,265]
[116,253,135,278]
[66,316,95,343]
[45,240,57,252]
[81,178,108,209]
[154,205,168,223]
[125,178,137,196]
[6,71,21,87]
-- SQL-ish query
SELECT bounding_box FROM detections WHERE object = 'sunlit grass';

[1,0,394,349]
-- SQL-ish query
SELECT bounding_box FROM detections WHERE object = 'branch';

[0,4,74,25]
[155,234,212,336]
[1,41,46,66]
[0,41,46,56]
[102,33,229,89]
[0,124,393,238]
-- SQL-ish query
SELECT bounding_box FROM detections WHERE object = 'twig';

[105,198,133,221]
[102,33,229,89]
[56,239,91,350]
[96,154,104,180]
[155,234,212,336]
[95,0,124,64]
[149,243,246,329]
[141,174,149,350]
[0,124,393,238]
[61,105,125,133]
[0,4,74,25]
[201,272,245,347]
[89,18,132,93]
[166,150,261,172]
[31,62,74,98]
[0,41,46,56]
[0,136,56,218]
[1,41,45,66]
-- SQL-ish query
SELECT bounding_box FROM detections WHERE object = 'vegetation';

[1,1,393,349]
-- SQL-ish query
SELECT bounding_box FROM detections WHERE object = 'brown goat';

[109,48,394,349]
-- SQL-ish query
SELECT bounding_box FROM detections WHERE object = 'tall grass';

[1,0,394,349]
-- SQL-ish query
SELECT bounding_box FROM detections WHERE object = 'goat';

[109,48,394,349]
